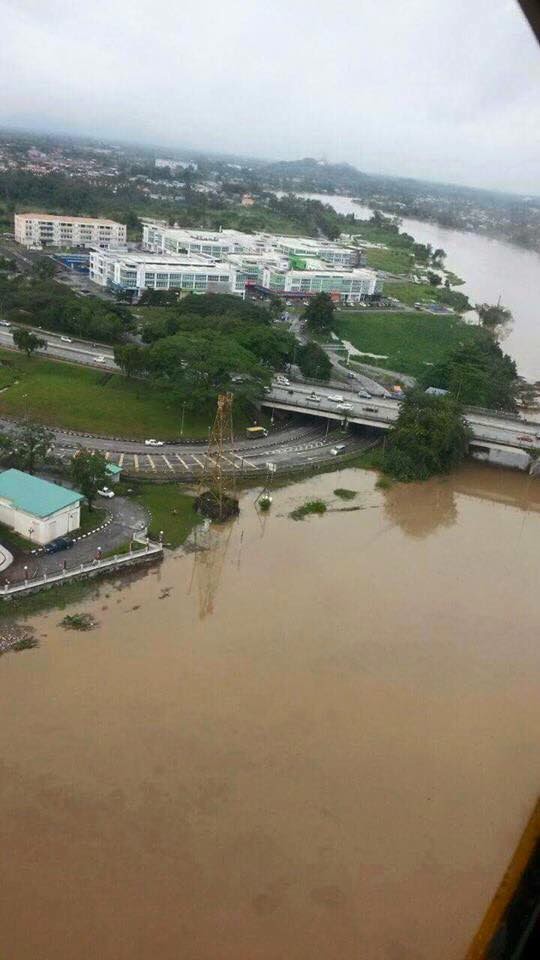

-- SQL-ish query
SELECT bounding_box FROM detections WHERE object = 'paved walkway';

[4,495,148,584]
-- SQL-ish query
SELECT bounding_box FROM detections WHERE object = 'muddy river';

[1,464,539,960]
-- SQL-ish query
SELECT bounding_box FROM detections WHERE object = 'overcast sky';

[2,0,540,194]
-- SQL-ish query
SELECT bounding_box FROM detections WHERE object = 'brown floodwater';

[1,463,539,960]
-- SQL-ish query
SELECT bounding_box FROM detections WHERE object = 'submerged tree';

[382,389,471,482]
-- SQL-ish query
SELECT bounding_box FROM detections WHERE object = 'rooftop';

[0,470,83,518]
[15,212,125,226]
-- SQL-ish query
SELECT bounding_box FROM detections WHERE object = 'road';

[0,327,117,369]
[264,382,540,451]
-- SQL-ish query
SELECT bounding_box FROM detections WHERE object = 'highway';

[263,382,540,451]
[0,327,117,369]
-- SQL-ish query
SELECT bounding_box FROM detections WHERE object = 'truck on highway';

[246,426,268,439]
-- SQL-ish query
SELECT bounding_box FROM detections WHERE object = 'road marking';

[175,453,189,469]
[220,455,239,469]
[162,455,174,471]
[191,455,205,469]
[118,453,124,467]
[235,455,256,468]
[134,454,139,471]
[146,454,156,471]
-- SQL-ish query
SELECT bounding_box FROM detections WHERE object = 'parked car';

[95,355,106,363]
[363,405,379,413]
[145,438,164,446]
[328,394,345,403]
[357,390,371,399]
[97,486,115,498]
[0,320,11,327]
[44,536,74,554]
[60,336,72,343]
[337,402,353,412]
[308,392,321,403]
[275,375,290,386]
[516,434,534,443]
[330,443,346,456]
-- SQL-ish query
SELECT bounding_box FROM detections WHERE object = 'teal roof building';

[0,470,83,517]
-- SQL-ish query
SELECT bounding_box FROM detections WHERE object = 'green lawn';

[0,350,252,439]
[334,310,480,378]
[364,246,414,274]
[79,505,107,533]
[130,483,202,548]
[385,281,471,312]
[0,520,35,556]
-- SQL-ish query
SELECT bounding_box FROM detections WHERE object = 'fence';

[1,539,163,599]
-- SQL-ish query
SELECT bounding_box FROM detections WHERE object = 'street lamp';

[180,401,186,437]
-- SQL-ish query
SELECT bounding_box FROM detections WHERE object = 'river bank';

[1,461,539,960]
[297,192,540,382]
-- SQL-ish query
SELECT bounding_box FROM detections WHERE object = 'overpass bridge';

[262,382,540,472]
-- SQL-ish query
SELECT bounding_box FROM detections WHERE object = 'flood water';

[298,192,540,382]
[1,464,540,960]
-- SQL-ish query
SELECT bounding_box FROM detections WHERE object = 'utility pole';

[197,393,239,521]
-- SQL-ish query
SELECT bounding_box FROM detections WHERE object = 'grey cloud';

[1,0,539,192]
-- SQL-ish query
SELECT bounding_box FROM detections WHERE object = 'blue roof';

[0,469,83,518]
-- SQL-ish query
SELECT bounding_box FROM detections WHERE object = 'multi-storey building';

[89,249,232,294]
[14,213,126,249]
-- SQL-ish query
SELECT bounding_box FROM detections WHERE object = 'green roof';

[106,463,122,476]
[0,469,83,518]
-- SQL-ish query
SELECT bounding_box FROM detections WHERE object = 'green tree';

[297,341,331,380]
[113,343,147,378]
[71,448,109,511]
[7,421,55,475]
[422,331,518,411]
[31,257,56,280]
[476,302,513,340]
[426,270,442,287]
[302,293,335,333]
[12,326,47,357]
[382,389,470,482]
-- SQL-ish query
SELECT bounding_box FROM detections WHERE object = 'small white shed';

[0,469,83,545]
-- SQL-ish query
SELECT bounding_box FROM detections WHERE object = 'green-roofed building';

[0,469,83,545]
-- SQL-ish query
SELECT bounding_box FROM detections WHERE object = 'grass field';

[334,310,479,378]
[364,246,414,274]
[384,280,467,309]
[130,483,201,547]
[0,350,254,439]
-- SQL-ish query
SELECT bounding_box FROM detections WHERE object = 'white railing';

[2,539,163,598]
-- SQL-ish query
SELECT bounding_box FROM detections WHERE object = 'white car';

[0,320,11,328]
[275,375,290,386]
[330,444,346,456]
[60,336,72,343]
[328,394,345,403]
[97,486,115,499]
[337,402,353,411]
[145,438,164,447]
[95,355,106,363]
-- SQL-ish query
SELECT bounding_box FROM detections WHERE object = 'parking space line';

[162,455,174,471]
[175,454,189,469]
[146,454,156,471]
[119,453,124,467]
[191,455,205,468]
[134,454,139,471]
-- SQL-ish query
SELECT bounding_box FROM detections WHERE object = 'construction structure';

[195,393,240,521]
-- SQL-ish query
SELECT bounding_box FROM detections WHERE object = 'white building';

[259,258,380,301]
[142,222,260,258]
[0,469,83,545]
[155,158,198,172]
[14,212,127,249]
[89,248,233,294]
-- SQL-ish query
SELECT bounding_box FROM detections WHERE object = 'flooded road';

[1,464,540,960]
[298,192,540,381]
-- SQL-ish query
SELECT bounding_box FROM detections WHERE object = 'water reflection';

[188,519,234,619]
[383,478,458,539]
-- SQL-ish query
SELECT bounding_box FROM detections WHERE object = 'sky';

[2,0,540,194]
